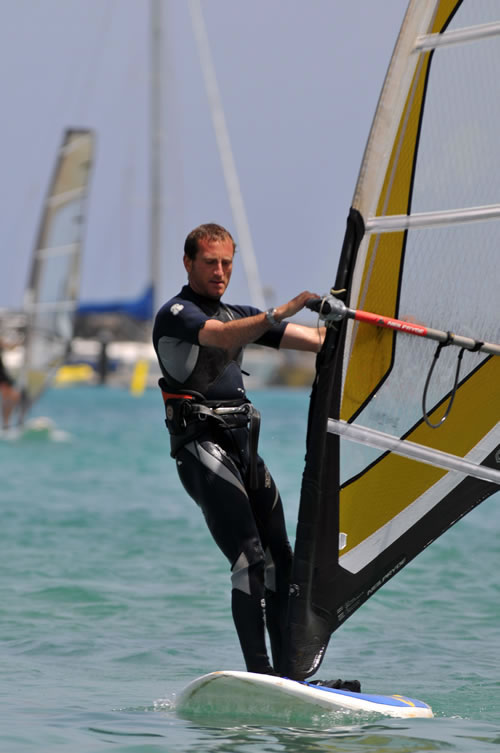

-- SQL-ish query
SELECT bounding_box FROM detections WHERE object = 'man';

[153,223,325,677]
[0,337,21,430]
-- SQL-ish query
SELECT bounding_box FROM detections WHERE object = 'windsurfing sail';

[18,129,94,419]
[284,0,500,680]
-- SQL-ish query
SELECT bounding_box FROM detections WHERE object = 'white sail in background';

[19,130,94,420]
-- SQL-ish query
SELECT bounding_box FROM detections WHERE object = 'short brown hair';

[184,223,236,260]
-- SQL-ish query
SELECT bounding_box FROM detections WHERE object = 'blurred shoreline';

[0,310,316,391]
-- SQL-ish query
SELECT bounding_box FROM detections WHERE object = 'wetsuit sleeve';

[154,300,208,346]
[227,304,287,349]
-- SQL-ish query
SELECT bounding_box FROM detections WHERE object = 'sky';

[0,0,407,320]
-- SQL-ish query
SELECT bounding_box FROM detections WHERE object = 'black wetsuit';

[153,285,293,674]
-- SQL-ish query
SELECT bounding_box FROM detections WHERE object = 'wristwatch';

[265,307,279,325]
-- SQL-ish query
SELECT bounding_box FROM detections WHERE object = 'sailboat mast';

[150,0,163,317]
[188,0,266,311]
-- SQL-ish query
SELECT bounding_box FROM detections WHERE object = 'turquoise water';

[1,385,499,752]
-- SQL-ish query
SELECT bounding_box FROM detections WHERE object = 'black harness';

[159,378,261,488]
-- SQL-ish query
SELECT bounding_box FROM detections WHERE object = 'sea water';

[1,385,499,752]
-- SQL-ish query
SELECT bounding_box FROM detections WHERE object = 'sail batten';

[328,419,500,484]
[415,21,500,51]
[366,203,500,232]
[36,243,79,259]
[284,0,500,681]
[47,187,87,208]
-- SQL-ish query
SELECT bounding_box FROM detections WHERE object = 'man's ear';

[183,254,192,276]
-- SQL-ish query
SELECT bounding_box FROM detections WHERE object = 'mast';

[150,0,163,317]
[188,0,266,310]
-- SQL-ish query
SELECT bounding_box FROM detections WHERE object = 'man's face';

[184,237,234,299]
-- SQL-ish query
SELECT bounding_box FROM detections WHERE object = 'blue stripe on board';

[304,683,430,708]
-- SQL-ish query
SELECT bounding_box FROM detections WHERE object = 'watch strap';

[265,307,279,325]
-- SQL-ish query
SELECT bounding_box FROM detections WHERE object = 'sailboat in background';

[16,129,94,426]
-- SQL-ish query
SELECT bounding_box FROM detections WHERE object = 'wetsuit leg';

[248,456,293,674]
[175,437,276,674]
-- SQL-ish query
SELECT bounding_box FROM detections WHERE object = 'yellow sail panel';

[339,357,500,555]
[431,0,463,34]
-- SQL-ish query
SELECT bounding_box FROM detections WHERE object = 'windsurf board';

[176,670,433,720]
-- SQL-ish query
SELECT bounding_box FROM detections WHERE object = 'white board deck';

[176,670,433,720]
